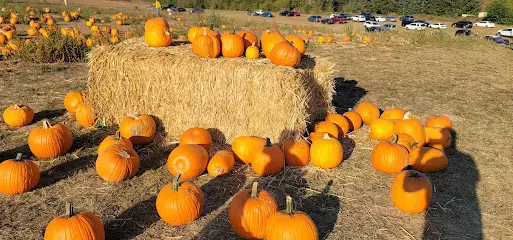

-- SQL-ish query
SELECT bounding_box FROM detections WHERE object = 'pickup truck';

[497,28,513,37]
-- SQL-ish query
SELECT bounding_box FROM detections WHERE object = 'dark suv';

[280,11,294,16]
[400,15,414,21]
[455,29,474,36]
[452,21,473,28]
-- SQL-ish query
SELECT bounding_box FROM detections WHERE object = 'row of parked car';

[247,10,274,18]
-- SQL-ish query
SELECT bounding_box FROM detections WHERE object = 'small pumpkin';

[63,15,71,22]
[179,127,212,152]
[229,182,278,239]
[409,147,448,173]
[97,131,133,155]
[251,138,284,175]
[380,108,405,120]
[156,174,204,226]
[261,30,286,58]
[425,127,452,150]
[96,144,139,182]
[269,41,302,67]
[285,35,306,55]
[391,168,432,214]
[28,120,73,159]
[75,103,95,128]
[232,136,266,164]
[425,114,452,131]
[116,19,123,25]
[342,35,350,42]
[317,35,325,43]
[282,138,310,166]
[111,28,119,36]
[192,28,221,58]
[167,144,209,180]
[0,34,6,45]
[314,121,339,139]
[207,150,235,177]
[44,202,105,239]
[0,153,40,195]
[343,110,363,131]
[371,134,409,174]
[394,112,426,147]
[395,133,418,152]
[369,118,395,141]
[144,17,172,47]
[326,113,350,136]
[355,102,380,125]
[221,31,245,58]
[245,41,260,59]
[236,30,258,49]
[27,27,38,36]
[119,114,156,145]
[265,196,318,240]
[63,91,86,113]
[325,35,333,43]
[3,104,34,127]
[310,133,343,169]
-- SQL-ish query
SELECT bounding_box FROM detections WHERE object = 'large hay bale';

[87,38,334,144]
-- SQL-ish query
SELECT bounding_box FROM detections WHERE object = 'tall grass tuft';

[14,32,89,63]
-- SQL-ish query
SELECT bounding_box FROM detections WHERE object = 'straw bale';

[87,38,334,144]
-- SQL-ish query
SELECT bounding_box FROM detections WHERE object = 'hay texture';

[87,38,334,143]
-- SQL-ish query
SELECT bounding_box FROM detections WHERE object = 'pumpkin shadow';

[332,77,367,113]
[340,136,355,161]
[37,154,96,189]
[0,144,31,163]
[104,196,159,240]
[422,130,482,239]
[302,180,341,240]
[33,109,67,122]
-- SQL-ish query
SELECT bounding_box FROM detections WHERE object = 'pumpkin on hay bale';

[87,38,335,143]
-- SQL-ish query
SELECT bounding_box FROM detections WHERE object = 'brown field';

[1,1,513,239]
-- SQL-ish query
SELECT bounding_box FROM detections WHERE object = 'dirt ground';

[1,1,513,240]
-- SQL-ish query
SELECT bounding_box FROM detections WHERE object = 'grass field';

[1,1,513,239]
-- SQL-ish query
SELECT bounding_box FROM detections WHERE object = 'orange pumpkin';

[310,133,343,169]
[44,202,105,239]
[229,182,278,239]
[231,136,266,164]
[207,150,235,177]
[371,134,409,174]
[265,196,318,240]
[3,104,34,127]
[192,28,221,58]
[369,118,395,141]
[261,30,286,58]
[269,41,302,67]
[156,174,204,226]
[314,121,339,139]
[282,138,310,166]
[236,30,258,49]
[380,108,405,120]
[425,127,452,150]
[285,35,306,55]
[391,168,432,214]
[395,133,418,152]
[179,127,212,152]
[308,131,326,143]
[221,31,245,58]
[245,41,260,59]
[425,114,452,131]
[28,120,73,159]
[251,138,284,175]
[409,147,448,173]
[96,144,139,182]
[144,17,172,47]
[63,91,86,113]
[97,131,133,155]
[27,27,38,36]
[343,110,363,131]
[0,34,6,45]
[394,112,426,147]
[187,26,203,42]
[355,102,380,125]
[342,35,350,42]
[75,103,95,128]
[0,153,40,195]
[63,15,71,22]
[167,144,209,180]
[111,28,119,36]
[119,114,156,145]
[326,113,350,135]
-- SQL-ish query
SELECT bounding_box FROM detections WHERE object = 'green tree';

[485,0,513,24]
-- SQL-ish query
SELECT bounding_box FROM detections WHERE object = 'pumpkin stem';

[171,173,182,191]
[203,27,207,36]
[250,182,259,198]
[115,131,122,140]
[127,114,140,119]
[348,108,353,111]
[118,150,131,158]
[209,23,213,31]
[322,133,331,140]
[251,41,256,47]
[284,196,295,215]
[403,112,412,119]
[13,104,21,109]
[42,119,52,129]
[410,141,418,148]
[390,134,398,144]
[65,201,74,218]
[15,153,22,161]
[265,138,271,148]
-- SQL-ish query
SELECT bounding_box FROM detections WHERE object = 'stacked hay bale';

[87,38,335,143]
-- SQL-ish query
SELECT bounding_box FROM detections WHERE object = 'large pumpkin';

[269,41,302,67]
[380,108,405,120]
[119,114,156,145]
[310,133,343,169]
[326,113,350,135]
[221,32,245,58]
[425,114,452,131]
[261,30,286,58]
[409,147,448,173]
[28,120,73,159]
[179,127,212,152]
[265,196,318,240]
[229,182,278,239]
[314,121,339,139]
[343,110,362,131]
[97,131,133,155]
[0,153,40,195]
[236,30,258,49]
[96,144,139,182]
[355,102,380,125]
[192,28,221,58]
[282,138,310,166]
[424,127,452,150]
[371,134,409,174]
[44,202,105,239]
[156,174,204,226]
[187,26,203,42]
[285,35,306,55]
[144,17,172,47]
[64,91,86,113]
[251,138,284,175]
[75,103,95,127]
[369,118,395,141]
[207,150,235,177]
[394,112,426,147]
[391,168,432,214]
[232,136,266,164]
[2,104,34,127]
[167,144,209,180]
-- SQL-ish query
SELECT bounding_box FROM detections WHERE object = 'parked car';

[452,21,473,28]
[321,18,333,24]
[292,11,300,16]
[261,12,273,18]
[247,11,257,16]
[405,22,427,30]
[324,16,346,24]
[329,13,339,18]
[401,19,414,27]
[340,13,352,19]
[400,15,414,21]
[364,21,380,28]
[161,5,174,10]
[189,8,204,14]
[307,16,322,22]
[413,20,430,26]
[366,26,381,32]
[280,11,294,16]
[474,21,495,28]
[455,29,475,36]
[386,16,397,22]
[497,28,513,37]
[175,7,186,12]
[484,35,510,45]
[381,24,397,30]
[429,23,447,29]
[255,9,264,15]
[352,15,366,22]
[375,16,386,22]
